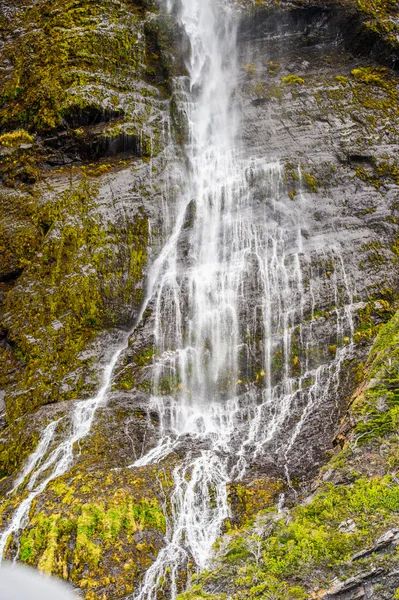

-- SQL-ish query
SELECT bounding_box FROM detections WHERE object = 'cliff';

[0,0,399,598]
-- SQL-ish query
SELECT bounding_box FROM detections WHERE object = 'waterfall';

[0,0,357,596]
[131,2,241,596]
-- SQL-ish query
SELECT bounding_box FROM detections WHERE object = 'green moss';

[227,479,283,527]
[281,75,304,86]
[156,374,182,395]
[351,309,399,442]
[304,172,318,193]
[242,64,257,78]
[178,585,227,600]
[252,82,283,102]
[335,75,348,86]
[0,0,150,132]
[311,64,399,152]
[351,66,390,89]
[267,61,280,76]
[355,0,398,48]
[0,188,43,277]
[353,299,395,345]
[12,466,171,599]
[0,177,149,443]
[0,130,34,147]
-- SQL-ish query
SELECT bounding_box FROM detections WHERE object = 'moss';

[242,64,257,78]
[12,466,171,599]
[0,130,34,147]
[351,310,399,442]
[281,75,304,86]
[0,188,43,279]
[252,81,283,102]
[0,414,41,479]
[304,172,318,193]
[0,177,149,456]
[20,497,165,569]
[267,61,280,76]
[311,65,399,152]
[355,0,398,49]
[0,0,151,132]
[156,374,181,395]
[335,75,348,86]
[178,586,227,600]
[353,298,395,345]
[0,0,169,172]
[227,479,283,527]
[351,66,390,89]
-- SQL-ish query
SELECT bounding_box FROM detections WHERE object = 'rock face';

[1,0,399,599]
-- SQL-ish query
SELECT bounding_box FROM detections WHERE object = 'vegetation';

[199,476,399,599]
[0,130,34,147]
[0,0,148,132]
[281,75,305,86]
[0,177,149,476]
[4,465,173,600]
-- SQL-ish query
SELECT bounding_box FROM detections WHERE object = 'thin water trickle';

[0,345,126,560]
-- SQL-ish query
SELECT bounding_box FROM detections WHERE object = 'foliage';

[352,310,399,442]
[197,475,399,599]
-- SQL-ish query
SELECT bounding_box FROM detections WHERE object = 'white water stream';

[0,0,357,597]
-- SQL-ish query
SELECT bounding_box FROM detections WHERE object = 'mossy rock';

[2,465,173,599]
[227,478,284,527]
[0,174,149,478]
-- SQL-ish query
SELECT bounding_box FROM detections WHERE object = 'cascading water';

[128,0,355,597]
[0,0,358,596]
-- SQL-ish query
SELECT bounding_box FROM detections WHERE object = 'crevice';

[0,268,23,284]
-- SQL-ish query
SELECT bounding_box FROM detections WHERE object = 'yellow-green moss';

[1,177,149,426]
[281,75,304,86]
[0,188,42,277]
[0,0,148,132]
[353,298,395,345]
[227,479,283,527]
[335,75,348,86]
[13,466,170,600]
[0,130,34,147]
[304,172,317,193]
